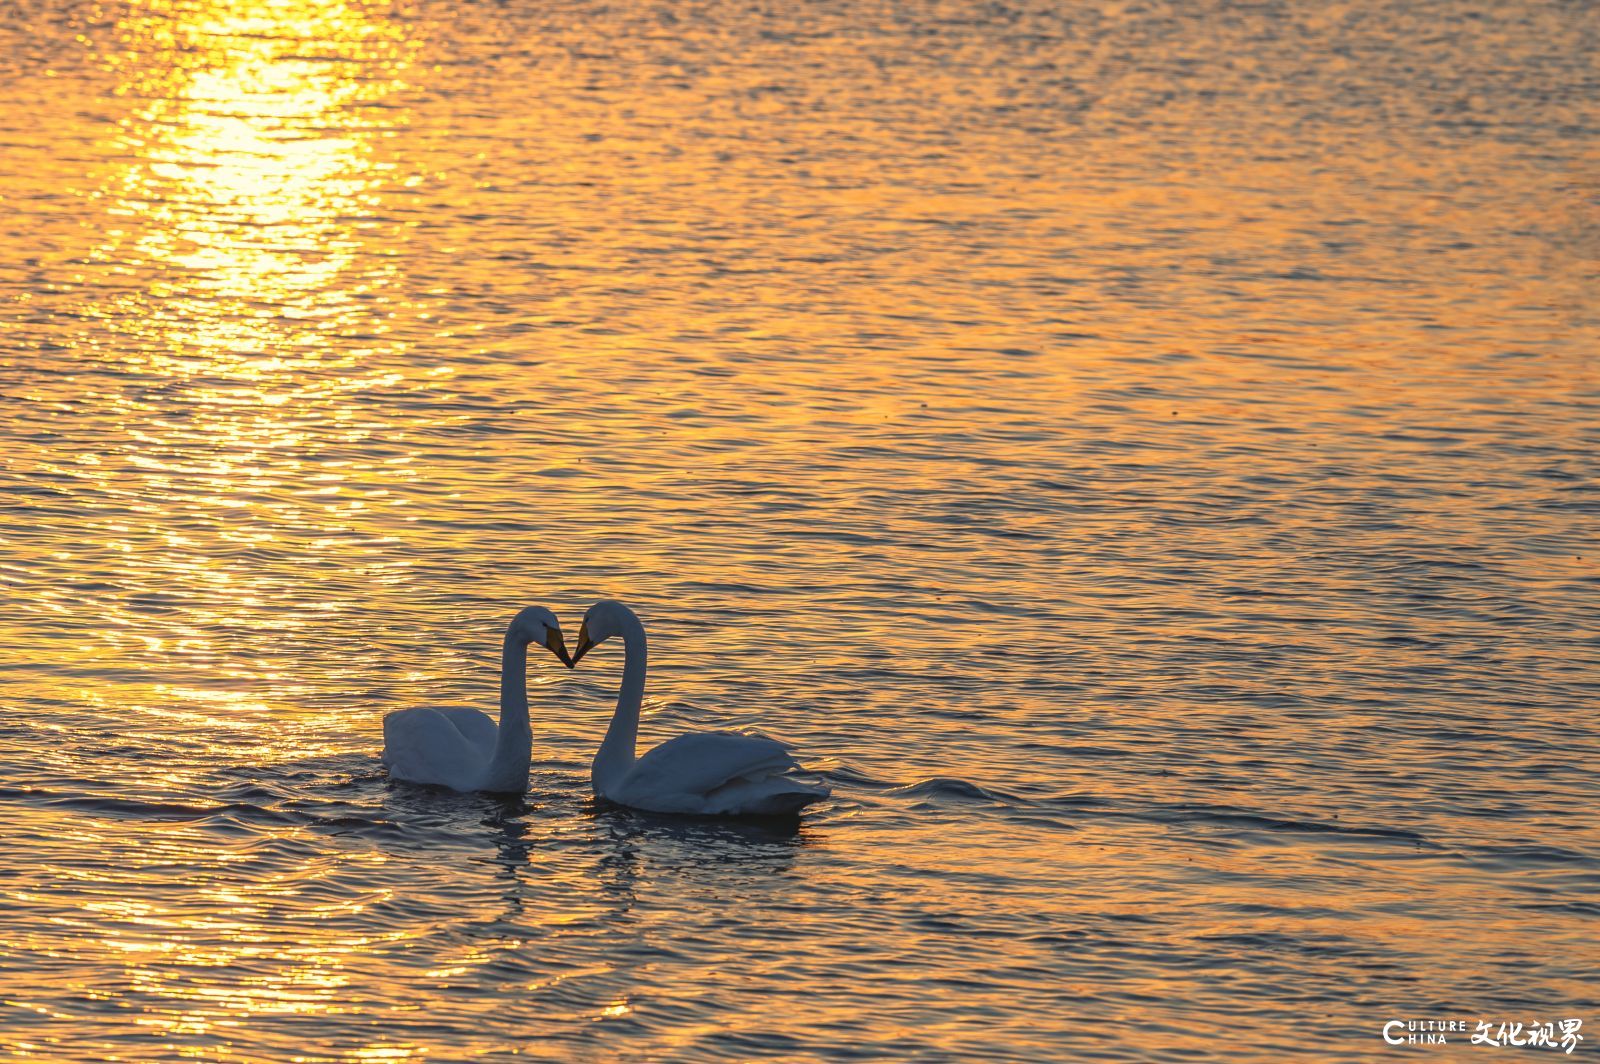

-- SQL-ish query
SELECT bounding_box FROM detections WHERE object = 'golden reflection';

[77,834,413,1056]
[2,0,1587,1059]
[22,7,425,1051]
[36,0,425,710]
[90,0,415,371]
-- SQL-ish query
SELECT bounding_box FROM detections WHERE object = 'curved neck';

[593,610,646,790]
[483,629,533,792]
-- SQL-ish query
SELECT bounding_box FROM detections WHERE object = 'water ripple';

[0,0,1594,1058]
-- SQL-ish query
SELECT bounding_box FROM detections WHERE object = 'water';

[1,0,1595,1059]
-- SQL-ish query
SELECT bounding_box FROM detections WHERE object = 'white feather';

[380,606,568,794]
[579,601,830,817]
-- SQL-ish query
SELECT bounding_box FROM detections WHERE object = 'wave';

[0,783,400,837]
[1147,801,1434,844]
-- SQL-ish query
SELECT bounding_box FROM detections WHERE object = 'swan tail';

[704,772,831,817]
[747,785,830,817]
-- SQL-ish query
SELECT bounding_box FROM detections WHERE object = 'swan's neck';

[592,612,646,793]
[482,630,532,793]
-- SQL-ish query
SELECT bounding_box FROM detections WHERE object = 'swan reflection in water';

[377,777,810,926]
[365,781,810,1023]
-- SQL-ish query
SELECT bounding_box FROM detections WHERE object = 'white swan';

[382,606,573,793]
[571,600,830,817]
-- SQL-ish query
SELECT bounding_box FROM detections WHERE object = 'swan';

[571,600,830,817]
[382,606,573,793]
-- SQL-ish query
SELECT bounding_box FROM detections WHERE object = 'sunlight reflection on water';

[0,0,1595,1059]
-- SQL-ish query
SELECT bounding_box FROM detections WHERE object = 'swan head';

[510,605,574,668]
[571,599,635,666]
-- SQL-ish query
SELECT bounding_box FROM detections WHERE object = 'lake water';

[1,0,1595,1060]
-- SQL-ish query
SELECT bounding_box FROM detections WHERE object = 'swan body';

[382,607,572,794]
[573,600,829,817]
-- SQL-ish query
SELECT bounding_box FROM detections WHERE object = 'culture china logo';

[1383,1018,1584,1053]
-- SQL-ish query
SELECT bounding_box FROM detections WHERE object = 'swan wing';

[701,773,830,817]
[628,732,796,793]
[613,731,824,814]
[429,707,498,758]
[382,707,491,790]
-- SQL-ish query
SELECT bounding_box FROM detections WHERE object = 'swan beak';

[571,622,594,666]
[547,628,575,669]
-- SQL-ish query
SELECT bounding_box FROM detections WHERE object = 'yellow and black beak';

[571,621,595,666]
[547,627,575,669]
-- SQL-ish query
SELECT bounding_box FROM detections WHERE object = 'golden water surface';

[0,0,1595,1060]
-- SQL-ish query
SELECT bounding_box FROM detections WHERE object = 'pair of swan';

[381,601,830,817]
